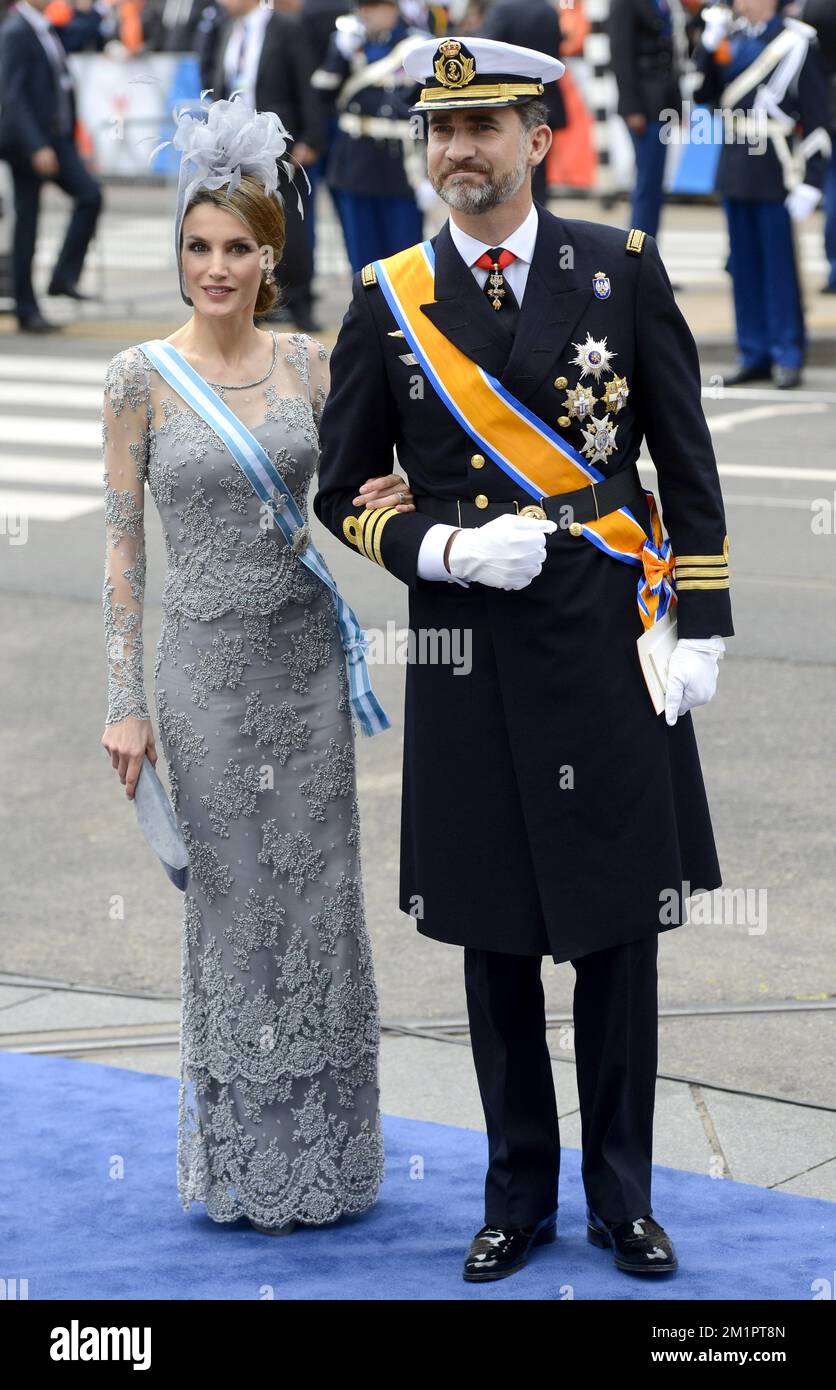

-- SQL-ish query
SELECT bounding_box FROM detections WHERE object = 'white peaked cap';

[405,36,565,112]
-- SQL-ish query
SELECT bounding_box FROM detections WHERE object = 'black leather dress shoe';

[722,363,772,386]
[773,365,802,389]
[17,312,62,333]
[462,1211,557,1282]
[47,280,94,300]
[587,1209,677,1274]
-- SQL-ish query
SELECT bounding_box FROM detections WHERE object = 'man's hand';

[31,146,59,178]
[447,513,557,590]
[625,113,647,134]
[291,142,319,167]
[665,636,725,726]
[353,474,415,512]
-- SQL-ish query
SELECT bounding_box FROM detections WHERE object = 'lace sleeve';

[101,347,151,725]
[307,336,331,435]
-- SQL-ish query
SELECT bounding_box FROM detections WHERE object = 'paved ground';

[1,186,834,1208]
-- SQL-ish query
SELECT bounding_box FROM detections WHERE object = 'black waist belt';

[413,463,647,531]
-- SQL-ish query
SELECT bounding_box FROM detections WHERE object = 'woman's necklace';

[206,331,278,389]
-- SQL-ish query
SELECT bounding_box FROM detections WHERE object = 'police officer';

[694,0,832,386]
[315,36,732,1283]
[311,0,432,270]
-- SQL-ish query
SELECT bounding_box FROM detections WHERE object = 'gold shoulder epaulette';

[626,228,647,256]
[360,263,377,287]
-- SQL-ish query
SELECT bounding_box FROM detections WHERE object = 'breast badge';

[579,414,618,465]
[562,383,597,421]
[602,375,630,413]
[592,270,611,300]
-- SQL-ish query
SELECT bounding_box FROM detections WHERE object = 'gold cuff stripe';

[419,82,544,102]
[367,507,398,566]
[356,507,381,560]
[342,514,367,556]
[675,565,730,579]
[675,553,728,566]
[675,578,730,590]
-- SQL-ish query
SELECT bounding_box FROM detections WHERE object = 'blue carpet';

[3,1052,833,1300]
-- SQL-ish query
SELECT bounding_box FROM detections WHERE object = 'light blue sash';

[140,339,390,738]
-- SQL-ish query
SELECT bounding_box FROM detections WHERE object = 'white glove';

[785,183,822,221]
[665,636,726,726]
[700,5,733,52]
[447,513,557,590]
[335,25,364,60]
[415,177,438,213]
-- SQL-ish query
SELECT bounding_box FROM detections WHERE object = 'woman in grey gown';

[99,166,414,1234]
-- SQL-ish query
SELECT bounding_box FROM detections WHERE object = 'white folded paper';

[636,609,679,715]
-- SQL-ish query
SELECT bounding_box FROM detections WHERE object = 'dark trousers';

[629,119,667,239]
[8,132,102,320]
[723,196,806,369]
[329,189,423,274]
[463,931,659,1230]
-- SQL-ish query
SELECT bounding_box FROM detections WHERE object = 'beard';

[431,137,531,214]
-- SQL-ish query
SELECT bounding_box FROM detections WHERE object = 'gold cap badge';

[434,39,476,89]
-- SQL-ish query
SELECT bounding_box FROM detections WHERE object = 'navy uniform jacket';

[693,14,831,200]
[314,203,732,962]
[608,0,683,122]
[311,18,425,198]
[0,10,92,162]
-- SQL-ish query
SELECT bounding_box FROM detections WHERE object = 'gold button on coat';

[470,453,485,468]
[554,375,568,389]
[520,504,547,519]
[475,494,489,508]
[558,415,571,427]
[569,521,583,536]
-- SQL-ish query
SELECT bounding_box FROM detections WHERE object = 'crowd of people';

[0,0,834,380]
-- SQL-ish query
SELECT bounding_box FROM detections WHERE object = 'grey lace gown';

[101,330,385,1229]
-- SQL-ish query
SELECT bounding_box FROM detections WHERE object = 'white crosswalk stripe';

[0,349,110,522]
[656,228,828,285]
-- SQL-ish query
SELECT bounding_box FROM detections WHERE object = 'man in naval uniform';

[314,36,733,1283]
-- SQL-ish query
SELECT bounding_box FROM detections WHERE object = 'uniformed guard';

[694,0,832,387]
[311,0,433,271]
[314,35,733,1283]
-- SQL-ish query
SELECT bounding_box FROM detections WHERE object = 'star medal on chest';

[570,333,616,381]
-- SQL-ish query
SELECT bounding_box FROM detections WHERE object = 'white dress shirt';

[223,3,272,109]
[415,203,539,584]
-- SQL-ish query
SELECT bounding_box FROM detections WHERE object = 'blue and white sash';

[140,339,390,738]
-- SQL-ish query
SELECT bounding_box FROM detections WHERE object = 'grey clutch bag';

[132,754,190,891]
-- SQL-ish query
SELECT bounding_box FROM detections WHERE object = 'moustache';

[444,164,491,176]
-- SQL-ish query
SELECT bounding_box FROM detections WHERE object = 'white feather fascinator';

[149,90,307,306]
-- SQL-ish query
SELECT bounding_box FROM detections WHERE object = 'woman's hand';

[101,717,158,800]
[353,474,415,512]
